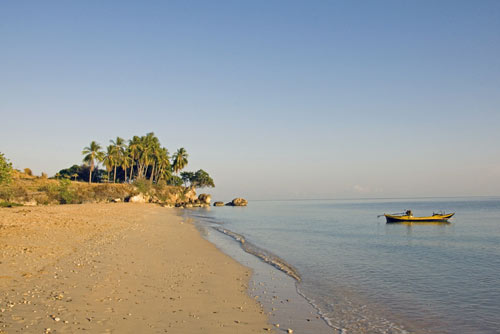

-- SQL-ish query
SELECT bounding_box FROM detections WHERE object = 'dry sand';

[0,203,272,333]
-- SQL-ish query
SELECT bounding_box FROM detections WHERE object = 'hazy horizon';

[1,1,499,200]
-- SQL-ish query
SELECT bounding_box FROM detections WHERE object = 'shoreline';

[0,203,271,333]
[188,210,335,334]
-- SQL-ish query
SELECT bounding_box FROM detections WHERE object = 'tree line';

[58,132,213,188]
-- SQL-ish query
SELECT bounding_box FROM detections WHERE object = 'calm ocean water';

[189,197,500,334]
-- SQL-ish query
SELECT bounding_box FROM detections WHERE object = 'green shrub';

[58,179,76,204]
[0,152,12,184]
[133,178,152,195]
[92,184,131,202]
[153,183,174,202]
[0,186,13,201]
[0,185,28,202]
[32,192,50,205]
[37,183,59,202]
[37,179,78,204]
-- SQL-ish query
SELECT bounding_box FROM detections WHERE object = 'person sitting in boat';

[406,210,413,216]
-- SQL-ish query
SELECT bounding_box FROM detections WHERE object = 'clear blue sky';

[1,1,499,200]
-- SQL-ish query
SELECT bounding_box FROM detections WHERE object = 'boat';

[383,210,454,223]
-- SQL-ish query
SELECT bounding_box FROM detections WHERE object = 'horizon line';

[246,195,500,202]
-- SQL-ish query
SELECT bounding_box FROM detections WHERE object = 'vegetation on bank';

[0,168,196,206]
[0,134,215,206]
[0,169,131,204]
[75,132,214,188]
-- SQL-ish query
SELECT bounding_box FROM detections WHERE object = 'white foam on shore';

[212,226,302,282]
[295,285,347,334]
[210,225,345,333]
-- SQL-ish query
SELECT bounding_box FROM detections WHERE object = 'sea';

[186,197,500,334]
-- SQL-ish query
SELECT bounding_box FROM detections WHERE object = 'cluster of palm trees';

[82,132,189,184]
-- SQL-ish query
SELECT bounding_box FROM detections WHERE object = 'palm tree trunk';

[124,167,128,183]
[149,162,156,183]
[89,160,94,184]
[129,162,134,182]
[107,170,110,183]
[138,161,144,179]
[142,159,149,178]
[154,166,161,183]
[113,165,117,183]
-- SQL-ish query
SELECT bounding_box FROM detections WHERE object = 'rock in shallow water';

[226,198,248,206]
[198,194,211,204]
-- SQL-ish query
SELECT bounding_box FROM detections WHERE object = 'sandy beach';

[0,203,271,333]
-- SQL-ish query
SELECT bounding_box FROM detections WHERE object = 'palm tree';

[82,141,104,184]
[132,132,158,180]
[172,148,188,176]
[135,136,150,179]
[142,132,157,180]
[153,147,170,183]
[72,173,78,181]
[128,136,141,181]
[121,153,132,183]
[110,137,125,183]
[148,139,162,183]
[103,145,115,183]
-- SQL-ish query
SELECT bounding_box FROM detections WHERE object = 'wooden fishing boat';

[384,211,454,223]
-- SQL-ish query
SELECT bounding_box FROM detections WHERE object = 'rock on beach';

[128,193,149,203]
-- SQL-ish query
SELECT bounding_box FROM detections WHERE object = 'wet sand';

[196,221,334,334]
[0,203,271,333]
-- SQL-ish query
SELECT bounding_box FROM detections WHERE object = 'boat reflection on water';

[383,217,452,238]
[394,220,451,226]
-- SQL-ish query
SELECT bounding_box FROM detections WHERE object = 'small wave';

[212,226,302,282]
[295,286,347,334]
[186,213,223,225]
[213,226,345,333]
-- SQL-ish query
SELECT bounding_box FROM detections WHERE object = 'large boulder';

[184,187,197,202]
[198,194,211,205]
[128,193,148,203]
[164,191,180,204]
[22,199,38,206]
[213,201,224,207]
[226,198,248,206]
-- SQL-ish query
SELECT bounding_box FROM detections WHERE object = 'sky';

[1,1,499,200]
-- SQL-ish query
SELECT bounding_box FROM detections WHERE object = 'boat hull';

[385,213,454,223]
